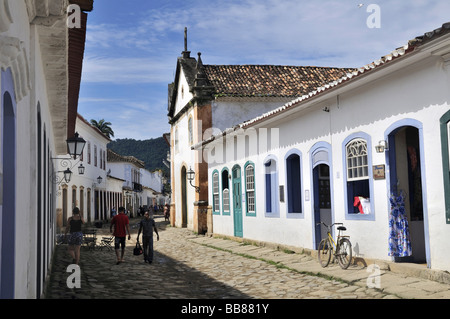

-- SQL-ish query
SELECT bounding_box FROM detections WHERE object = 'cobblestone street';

[45,215,393,300]
[46,215,450,304]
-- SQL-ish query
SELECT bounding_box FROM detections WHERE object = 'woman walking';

[65,207,85,264]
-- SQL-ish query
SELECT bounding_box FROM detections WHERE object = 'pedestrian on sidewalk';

[137,210,159,264]
[110,206,131,264]
[65,207,85,265]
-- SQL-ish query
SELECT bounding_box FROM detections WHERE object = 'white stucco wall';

[207,54,450,272]
[212,99,291,132]
[174,68,193,116]
[57,116,109,223]
[0,0,70,298]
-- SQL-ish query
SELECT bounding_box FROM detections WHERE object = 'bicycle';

[316,222,352,269]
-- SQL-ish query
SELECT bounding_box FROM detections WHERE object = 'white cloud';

[81,55,174,84]
[79,0,450,140]
[134,0,450,67]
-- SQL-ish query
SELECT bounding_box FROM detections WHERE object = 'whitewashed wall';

[56,116,109,223]
[173,109,196,228]
[0,0,70,298]
[212,99,291,132]
[208,54,450,272]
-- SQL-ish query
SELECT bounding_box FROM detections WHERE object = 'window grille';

[223,189,230,212]
[213,172,219,212]
[246,165,255,213]
[346,139,368,181]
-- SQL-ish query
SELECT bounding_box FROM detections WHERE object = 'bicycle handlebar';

[316,222,343,228]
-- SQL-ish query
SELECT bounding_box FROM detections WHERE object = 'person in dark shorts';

[65,207,85,265]
[137,211,159,264]
[110,206,131,264]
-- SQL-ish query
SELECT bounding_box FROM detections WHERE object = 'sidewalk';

[191,233,450,299]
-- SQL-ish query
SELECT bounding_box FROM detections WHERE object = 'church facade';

[168,29,354,234]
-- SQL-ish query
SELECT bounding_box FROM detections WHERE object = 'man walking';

[137,211,159,264]
[110,206,131,264]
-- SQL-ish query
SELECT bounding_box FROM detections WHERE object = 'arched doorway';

[1,90,16,298]
[181,166,187,228]
[310,142,334,250]
[386,121,429,265]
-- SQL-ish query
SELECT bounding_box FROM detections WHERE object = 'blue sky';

[77,0,450,140]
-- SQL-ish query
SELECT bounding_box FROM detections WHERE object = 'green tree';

[90,119,114,139]
[107,137,169,175]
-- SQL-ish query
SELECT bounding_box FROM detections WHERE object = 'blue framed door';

[387,125,427,264]
[310,142,333,250]
[232,165,243,237]
[313,164,332,249]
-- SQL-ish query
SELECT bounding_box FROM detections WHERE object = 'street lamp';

[52,132,86,184]
[66,132,86,159]
[97,176,103,184]
[63,168,72,183]
[78,164,85,175]
[375,140,388,153]
[187,167,200,193]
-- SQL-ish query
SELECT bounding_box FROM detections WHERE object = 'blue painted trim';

[342,132,375,221]
[309,141,334,250]
[284,149,304,219]
[384,118,431,268]
[263,154,279,218]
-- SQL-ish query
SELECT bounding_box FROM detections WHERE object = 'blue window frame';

[285,150,303,216]
[264,156,279,217]
[343,132,375,220]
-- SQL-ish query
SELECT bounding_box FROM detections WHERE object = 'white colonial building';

[197,23,450,272]
[141,168,165,207]
[168,29,353,233]
[56,114,111,228]
[0,0,94,298]
[107,149,167,216]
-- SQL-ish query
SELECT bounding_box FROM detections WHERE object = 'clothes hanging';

[388,191,412,257]
[353,196,371,214]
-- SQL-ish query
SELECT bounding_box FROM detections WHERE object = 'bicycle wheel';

[318,238,332,267]
[336,238,352,269]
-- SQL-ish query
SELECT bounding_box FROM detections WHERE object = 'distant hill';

[107,137,169,175]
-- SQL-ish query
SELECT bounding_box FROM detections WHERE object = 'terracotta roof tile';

[203,65,356,97]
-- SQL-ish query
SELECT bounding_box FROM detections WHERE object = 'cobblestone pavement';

[45,215,450,301]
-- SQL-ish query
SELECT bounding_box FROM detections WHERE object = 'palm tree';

[90,119,114,139]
